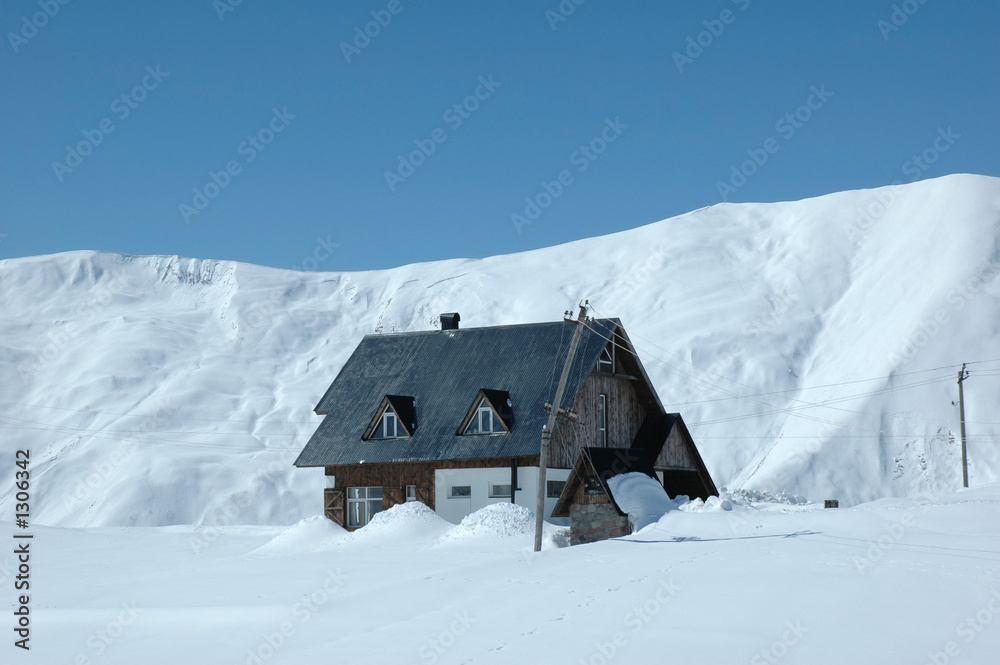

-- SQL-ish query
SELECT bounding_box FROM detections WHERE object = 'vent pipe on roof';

[440,313,460,330]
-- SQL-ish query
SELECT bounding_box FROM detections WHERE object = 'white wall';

[433,466,571,525]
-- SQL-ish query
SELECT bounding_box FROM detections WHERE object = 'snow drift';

[2,174,999,527]
[607,472,676,531]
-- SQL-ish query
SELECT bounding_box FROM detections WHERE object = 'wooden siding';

[654,426,697,469]
[548,373,647,469]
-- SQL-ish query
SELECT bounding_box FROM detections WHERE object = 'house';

[293,312,717,530]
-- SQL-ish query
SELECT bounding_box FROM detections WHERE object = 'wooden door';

[416,485,433,510]
[324,488,345,526]
[383,486,404,510]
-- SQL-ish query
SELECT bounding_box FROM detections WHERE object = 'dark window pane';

[547,480,566,498]
[465,413,480,434]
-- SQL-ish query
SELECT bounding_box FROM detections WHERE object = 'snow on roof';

[607,472,676,532]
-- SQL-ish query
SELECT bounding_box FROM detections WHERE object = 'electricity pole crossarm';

[534,302,588,552]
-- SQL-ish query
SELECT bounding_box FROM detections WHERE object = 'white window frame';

[405,485,417,502]
[598,393,607,447]
[464,399,502,435]
[449,484,472,499]
[370,407,404,440]
[346,486,383,527]
[489,482,512,499]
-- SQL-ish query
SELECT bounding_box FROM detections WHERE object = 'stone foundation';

[570,503,629,545]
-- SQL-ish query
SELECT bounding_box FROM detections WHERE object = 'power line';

[0,399,322,424]
[585,305,995,430]
[582,316,891,435]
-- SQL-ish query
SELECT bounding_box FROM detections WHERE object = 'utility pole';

[534,301,588,552]
[958,363,970,488]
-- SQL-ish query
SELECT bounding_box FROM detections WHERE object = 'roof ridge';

[359,317,620,339]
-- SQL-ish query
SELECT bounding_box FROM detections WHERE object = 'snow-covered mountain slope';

[2,174,999,527]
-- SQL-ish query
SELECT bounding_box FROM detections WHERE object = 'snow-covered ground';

[6,486,999,664]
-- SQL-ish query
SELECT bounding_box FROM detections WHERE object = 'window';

[464,398,501,434]
[405,485,417,502]
[598,345,614,373]
[597,393,607,447]
[372,409,398,439]
[347,486,383,527]
[489,483,512,498]
[449,485,471,498]
[364,396,414,440]
[546,480,566,499]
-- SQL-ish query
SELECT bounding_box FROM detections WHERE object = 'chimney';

[440,312,460,330]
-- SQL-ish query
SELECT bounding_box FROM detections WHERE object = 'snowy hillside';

[2,173,999,527]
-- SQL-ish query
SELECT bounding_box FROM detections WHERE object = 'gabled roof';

[551,447,658,518]
[295,318,632,466]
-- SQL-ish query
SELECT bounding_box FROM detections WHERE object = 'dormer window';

[459,389,512,435]
[465,398,500,434]
[363,395,415,440]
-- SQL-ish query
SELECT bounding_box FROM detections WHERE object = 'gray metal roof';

[294,318,621,466]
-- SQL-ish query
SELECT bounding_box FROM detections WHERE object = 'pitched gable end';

[363,395,416,440]
[458,389,512,435]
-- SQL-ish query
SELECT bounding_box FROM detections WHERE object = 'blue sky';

[2,1,997,271]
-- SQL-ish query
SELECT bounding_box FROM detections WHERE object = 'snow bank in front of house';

[450,503,536,538]
[607,472,676,532]
[249,514,347,555]
[343,501,453,546]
